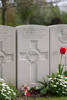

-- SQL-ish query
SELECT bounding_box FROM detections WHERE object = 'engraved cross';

[20,40,48,82]
[0,41,13,78]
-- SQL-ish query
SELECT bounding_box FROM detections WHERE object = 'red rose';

[60,47,66,54]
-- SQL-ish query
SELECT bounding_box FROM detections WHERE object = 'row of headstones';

[0,25,67,89]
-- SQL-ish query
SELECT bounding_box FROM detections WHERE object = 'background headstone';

[50,25,67,74]
[0,25,16,85]
[17,25,49,89]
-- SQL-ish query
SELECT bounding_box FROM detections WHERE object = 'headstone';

[50,25,67,74]
[0,26,16,85]
[16,25,49,88]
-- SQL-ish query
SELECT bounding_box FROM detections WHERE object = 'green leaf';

[58,64,63,75]
[37,81,46,86]
[40,88,47,95]
[51,73,56,78]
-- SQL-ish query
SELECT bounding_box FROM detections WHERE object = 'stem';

[60,54,63,65]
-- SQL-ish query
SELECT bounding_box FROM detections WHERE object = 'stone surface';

[0,25,16,85]
[49,25,67,74]
[16,25,49,88]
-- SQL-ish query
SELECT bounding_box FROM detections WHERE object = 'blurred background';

[0,0,67,26]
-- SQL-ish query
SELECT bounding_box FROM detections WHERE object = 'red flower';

[60,47,66,54]
[25,92,31,96]
[65,76,67,77]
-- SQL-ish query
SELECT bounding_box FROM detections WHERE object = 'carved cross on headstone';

[20,40,48,82]
[0,41,13,78]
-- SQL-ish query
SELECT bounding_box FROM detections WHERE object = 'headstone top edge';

[16,25,48,29]
[0,25,16,30]
[48,24,67,28]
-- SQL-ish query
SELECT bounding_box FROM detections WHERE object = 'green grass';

[28,97,67,100]
[15,97,67,100]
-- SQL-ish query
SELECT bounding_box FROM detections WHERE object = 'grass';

[30,97,67,100]
[15,97,67,100]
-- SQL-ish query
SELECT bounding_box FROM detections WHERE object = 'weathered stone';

[49,25,67,74]
[16,25,49,88]
[0,25,16,85]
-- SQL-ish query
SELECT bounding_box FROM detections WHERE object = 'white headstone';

[50,25,67,74]
[16,25,49,88]
[0,26,16,85]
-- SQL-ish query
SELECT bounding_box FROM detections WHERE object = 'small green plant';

[0,82,18,100]
[57,47,66,75]
[48,75,67,96]
[37,79,48,95]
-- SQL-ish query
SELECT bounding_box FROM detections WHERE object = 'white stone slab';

[0,25,16,85]
[50,25,67,74]
[16,25,49,89]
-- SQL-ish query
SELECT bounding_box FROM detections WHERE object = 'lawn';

[15,97,67,100]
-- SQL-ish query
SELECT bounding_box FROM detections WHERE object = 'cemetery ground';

[15,97,67,100]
